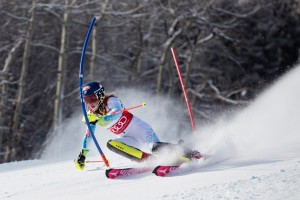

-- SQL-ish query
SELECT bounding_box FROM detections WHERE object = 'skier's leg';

[107,116,160,161]
[152,142,202,160]
[107,139,151,162]
[152,142,178,154]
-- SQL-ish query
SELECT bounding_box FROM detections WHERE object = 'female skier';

[75,82,201,170]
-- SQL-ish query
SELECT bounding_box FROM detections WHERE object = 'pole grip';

[111,102,146,115]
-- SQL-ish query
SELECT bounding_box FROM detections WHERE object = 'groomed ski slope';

[1,156,300,200]
[1,65,300,200]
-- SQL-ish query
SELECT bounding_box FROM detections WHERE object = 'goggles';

[83,94,98,104]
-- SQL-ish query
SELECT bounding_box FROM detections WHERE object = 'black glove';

[75,151,86,169]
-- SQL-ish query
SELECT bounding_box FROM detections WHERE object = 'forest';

[0,0,300,163]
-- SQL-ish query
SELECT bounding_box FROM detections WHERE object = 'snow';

[1,66,300,200]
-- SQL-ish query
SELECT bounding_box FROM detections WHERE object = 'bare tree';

[0,40,23,155]
[53,0,70,131]
[89,0,109,81]
[156,18,183,94]
[8,0,36,161]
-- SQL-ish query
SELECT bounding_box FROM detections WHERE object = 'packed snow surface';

[1,66,300,200]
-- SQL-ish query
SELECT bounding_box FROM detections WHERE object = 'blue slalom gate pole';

[79,17,110,168]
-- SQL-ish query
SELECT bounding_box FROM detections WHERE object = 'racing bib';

[108,111,133,134]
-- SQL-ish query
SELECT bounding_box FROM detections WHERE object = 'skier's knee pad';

[107,140,147,162]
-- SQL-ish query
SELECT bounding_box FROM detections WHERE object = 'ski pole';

[79,17,110,168]
[111,102,146,115]
[171,48,196,132]
[86,160,104,163]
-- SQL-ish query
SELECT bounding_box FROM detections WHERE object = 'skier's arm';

[82,113,99,124]
[81,97,124,127]
[82,123,96,149]
[102,97,124,122]
[81,113,110,126]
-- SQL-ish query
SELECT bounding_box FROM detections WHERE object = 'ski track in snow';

[1,66,300,200]
[159,159,300,200]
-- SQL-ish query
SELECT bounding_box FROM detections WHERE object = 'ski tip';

[152,165,180,177]
[105,168,114,179]
[152,166,161,176]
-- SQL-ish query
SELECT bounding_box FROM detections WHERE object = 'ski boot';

[176,139,202,160]
[184,150,202,160]
[75,148,90,170]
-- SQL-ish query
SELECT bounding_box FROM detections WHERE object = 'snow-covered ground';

[1,157,299,200]
[1,66,300,200]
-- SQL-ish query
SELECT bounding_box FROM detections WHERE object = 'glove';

[74,148,89,170]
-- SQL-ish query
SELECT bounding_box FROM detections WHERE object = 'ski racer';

[75,82,202,170]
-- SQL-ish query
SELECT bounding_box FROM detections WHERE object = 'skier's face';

[84,94,99,110]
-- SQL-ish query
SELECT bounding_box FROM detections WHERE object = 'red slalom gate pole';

[171,48,196,132]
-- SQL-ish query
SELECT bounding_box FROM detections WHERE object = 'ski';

[105,155,226,179]
[152,165,181,176]
[105,166,151,179]
[153,156,230,177]
[105,155,192,179]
